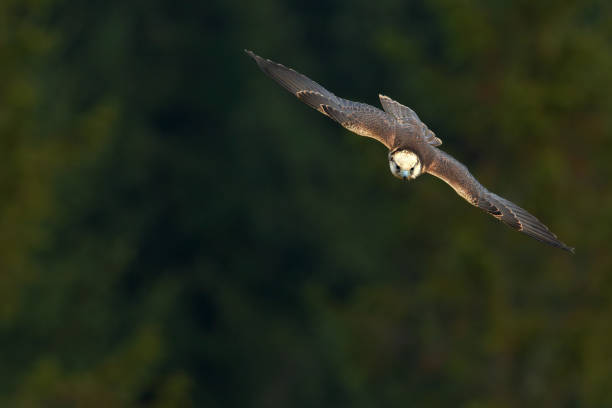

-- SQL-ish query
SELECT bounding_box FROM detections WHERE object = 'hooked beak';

[400,169,411,179]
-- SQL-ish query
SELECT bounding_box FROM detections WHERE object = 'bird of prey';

[246,50,574,253]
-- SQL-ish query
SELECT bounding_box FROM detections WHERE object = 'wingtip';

[245,49,270,72]
[556,241,575,254]
[244,49,276,73]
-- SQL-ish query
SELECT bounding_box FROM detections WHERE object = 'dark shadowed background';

[2,0,612,407]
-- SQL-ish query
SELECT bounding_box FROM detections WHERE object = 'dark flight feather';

[246,50,395,148]
[427,149,574,253]
[247,50,574,253]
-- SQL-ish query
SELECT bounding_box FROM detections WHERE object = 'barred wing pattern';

[379,94,442,146]
[247,50,573,253]
[427,149,574,253]
[246,50,395,148]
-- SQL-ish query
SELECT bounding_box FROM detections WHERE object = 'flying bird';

[246,50,574,253]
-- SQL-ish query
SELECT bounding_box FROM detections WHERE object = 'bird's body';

[246,50,574,253]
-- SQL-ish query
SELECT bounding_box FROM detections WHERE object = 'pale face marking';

[389,150,422,180]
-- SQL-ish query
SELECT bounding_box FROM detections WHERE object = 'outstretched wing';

[246,50,396,148]
[379,94,442,146]
[426,149,574,253]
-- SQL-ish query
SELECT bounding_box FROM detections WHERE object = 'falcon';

[246,50,574,253]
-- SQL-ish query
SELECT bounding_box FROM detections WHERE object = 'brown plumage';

[246,50,574,253]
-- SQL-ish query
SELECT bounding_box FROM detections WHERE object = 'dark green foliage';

[1,0,612,406]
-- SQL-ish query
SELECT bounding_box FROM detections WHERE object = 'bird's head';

[389,149,423,180]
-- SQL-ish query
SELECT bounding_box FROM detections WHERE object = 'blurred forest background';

[1,0,612,407]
